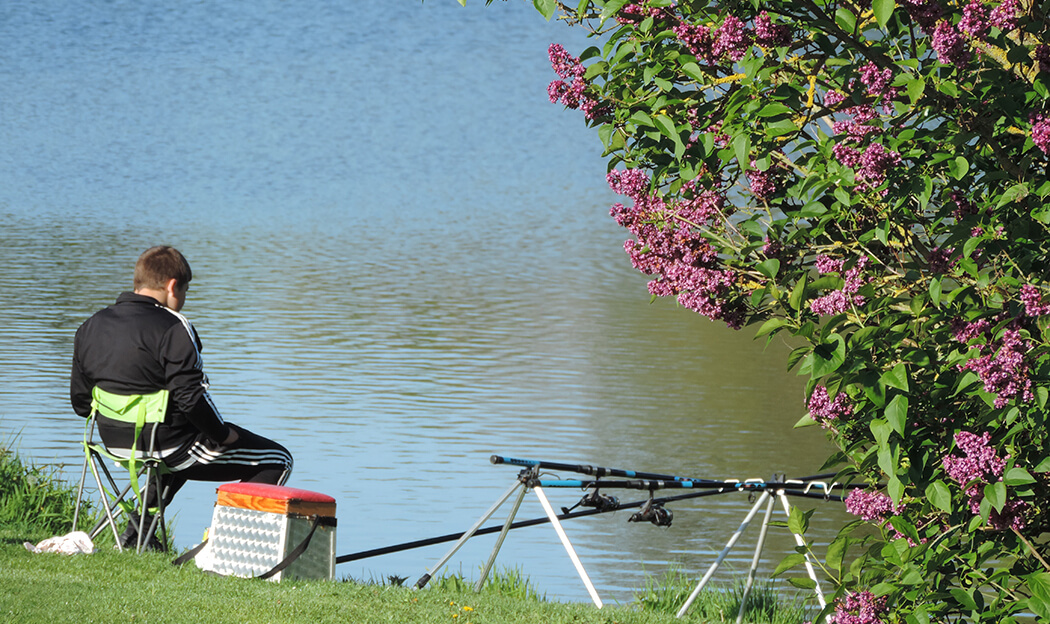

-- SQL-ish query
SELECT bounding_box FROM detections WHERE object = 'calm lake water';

[0,0,848,603]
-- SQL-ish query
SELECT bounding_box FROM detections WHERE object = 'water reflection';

[0,0,848,602]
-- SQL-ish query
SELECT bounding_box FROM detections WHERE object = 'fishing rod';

[492,454,856,487]
[528,478,855,498]
[335,486,738,565]
[491,454,730,485]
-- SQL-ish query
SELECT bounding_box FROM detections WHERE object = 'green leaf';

[532,0,557,20]
[787,345,811,371]
[788,278,806,311]
[826,535,848,572]
[873,0,895,28]
[788,506,812,535]
[757,258,781,278]
[906,77,925,106]
[810,334,846,377]
[629,110,654,128]
[929,277,942,307]
[997,182,1029,208]
[880,363,909,392]
[734,133,751,170]
[984,481,1007,512]
[765,118,798,137]
[926,481,952,512]
[680,61,705,82]
[950,587,979,612]
[885,394,909,436]
[654,114,686,158]
[755,317,790,338]
[787,577,817,589]
[870,418,892,447]
[835,7,857,31]
[1034,456,1050,472]
[888,474,905,502]
[948,156,969,180]
[773,552,807,577]
[794,413,817,428]
[600,0,630,22]
[758,103,792,117]
[1004,466,1037,485]
[907,605,931,624]
[1027,572,1050,605]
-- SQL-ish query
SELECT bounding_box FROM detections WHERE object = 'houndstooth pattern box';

[197,482,337,581]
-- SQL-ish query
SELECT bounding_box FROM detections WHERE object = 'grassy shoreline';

[0,445,812,624]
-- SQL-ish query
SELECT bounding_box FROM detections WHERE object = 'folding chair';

[73,387,171,553]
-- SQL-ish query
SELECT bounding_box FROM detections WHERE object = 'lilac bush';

[467,0,1050,620]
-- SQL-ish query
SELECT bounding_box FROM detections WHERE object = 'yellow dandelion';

[452,615,459,619]
[462,606,474,612]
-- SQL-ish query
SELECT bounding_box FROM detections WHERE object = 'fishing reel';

[628,497,673,527]
[561,489,620,514]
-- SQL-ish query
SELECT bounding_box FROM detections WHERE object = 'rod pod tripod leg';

[474,480,529,592]
[533,486,603,608]
[675,489,828,619]
[414,479,525,590]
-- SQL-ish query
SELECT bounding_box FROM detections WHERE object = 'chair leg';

[133,463,170,553]
[88,457,126,548]
[73,456,90,532]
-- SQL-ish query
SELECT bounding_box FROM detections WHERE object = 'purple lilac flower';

[548,81,567,104]
[1020,285,1050,316]
[548,43,584,79]
[942,430,1028,529]
[762,237,782,257]
[754,12,791,47]
[958,1,990,39]
[810,290,852,315]
[901,0,944,32]
[990,499,1028,530]
[951,317,990,343]
[845,489,896,522]
[859,63,893,98]
[607,169,650,201]
[927,247,955,273]
[675,186,724,224]
[833,106,881,139]
[1037,45,1050,73]
[746,163,776,200]
[816,255,845,274]
[931,21,972,68]
[811,256,868,314]
[824,90,847,107]
[829,591,888,624]
[712,15,751,62]
[944,431,1007,486]
[989,0,1020,31]
[615,3,662,24]
[1031,113,1050,155]
[555,77,587,109]
[610,171,743,327]
[950,191,979,219]
[961,329,1034,407]
[674,22,713,59]
[808,385,854,428]
[856,143,902,191]
[833,143,861,168]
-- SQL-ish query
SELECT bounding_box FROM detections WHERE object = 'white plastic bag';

[23,531,95,555]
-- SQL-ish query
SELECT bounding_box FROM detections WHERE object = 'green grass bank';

[0,446,813,624]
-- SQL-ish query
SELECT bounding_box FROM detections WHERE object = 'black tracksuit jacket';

[70,292,230,464]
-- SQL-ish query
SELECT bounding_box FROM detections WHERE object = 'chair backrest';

[90,387,169,426]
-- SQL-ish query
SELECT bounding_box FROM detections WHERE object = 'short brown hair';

[134,246,192,290]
